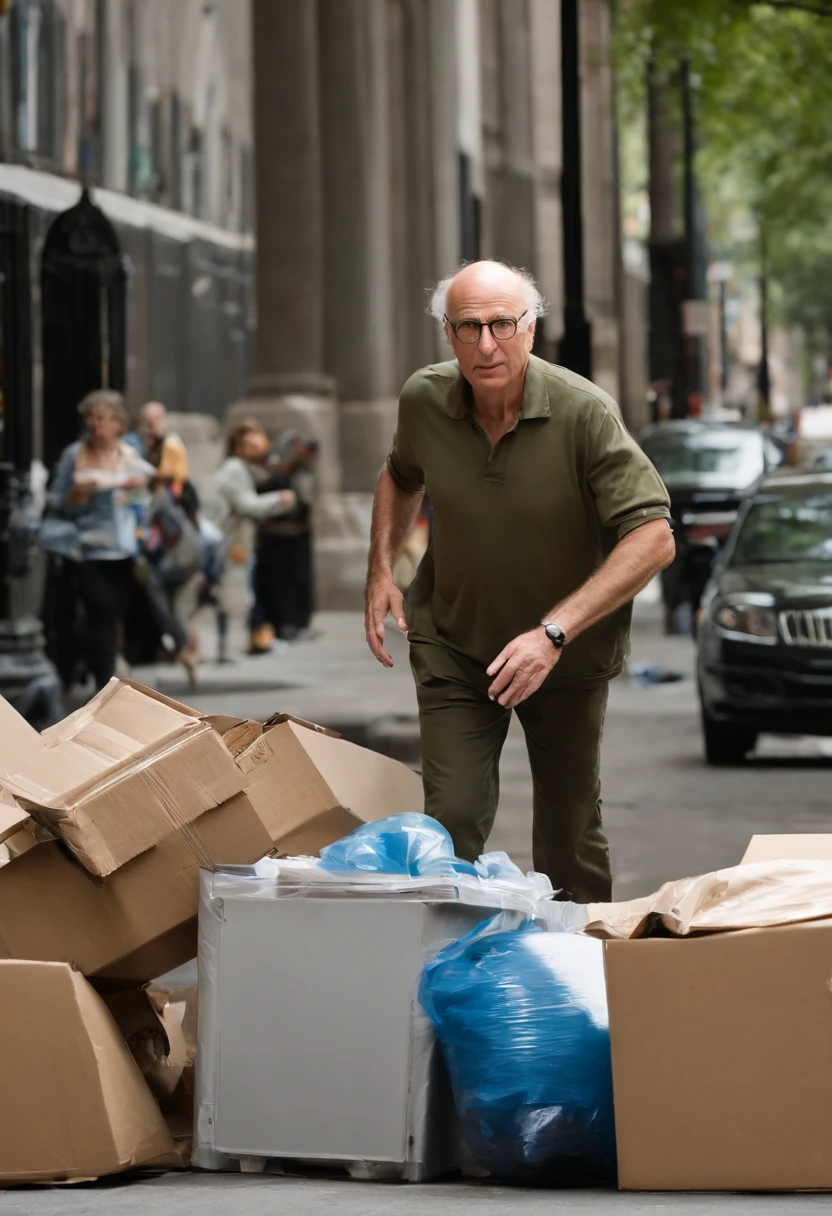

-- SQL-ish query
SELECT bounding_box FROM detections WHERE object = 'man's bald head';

[429,260,545,324]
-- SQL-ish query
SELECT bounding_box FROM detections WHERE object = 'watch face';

[544,623,565,649]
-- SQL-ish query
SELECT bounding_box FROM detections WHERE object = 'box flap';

[7,682,202,807]
[0,693,45,776]
[261,712,341,738]
[0,790,29,844]
[742,834,832,864]
[9,722,246,878]
[0,961,174,1182]
[283,722,422,822]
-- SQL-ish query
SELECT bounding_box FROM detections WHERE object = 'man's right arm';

[365,466,423,668]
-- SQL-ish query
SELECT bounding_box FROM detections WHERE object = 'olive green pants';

[410,639,612,903]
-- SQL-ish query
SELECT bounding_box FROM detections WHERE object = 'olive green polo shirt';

[387,354,671,685]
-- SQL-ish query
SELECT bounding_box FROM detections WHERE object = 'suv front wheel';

[701,704,758,766]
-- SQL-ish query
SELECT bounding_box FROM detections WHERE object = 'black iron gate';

[41,187,127,469]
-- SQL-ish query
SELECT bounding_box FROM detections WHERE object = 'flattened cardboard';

[0,961,175,1183]
[605,920,832,1192]
[742,833,832,863]
[4,697,245,877]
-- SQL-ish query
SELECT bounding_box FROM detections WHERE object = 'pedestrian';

[211,420,297,654]
[365,260,674,902]
[42,390,196,689]
[252,430,318,641]
[134,401,191,498]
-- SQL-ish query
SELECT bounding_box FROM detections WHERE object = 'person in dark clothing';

[254,431,319,640]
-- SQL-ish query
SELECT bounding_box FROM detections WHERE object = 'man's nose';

[477,325,497,354]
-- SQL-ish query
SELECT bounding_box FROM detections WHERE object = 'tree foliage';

[615,0,832,338]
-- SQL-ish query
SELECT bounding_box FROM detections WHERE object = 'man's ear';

[526,318,536,349]
[444,322,454,350]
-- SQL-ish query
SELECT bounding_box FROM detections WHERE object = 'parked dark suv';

[697,471,832,764]
[640,421,782,631]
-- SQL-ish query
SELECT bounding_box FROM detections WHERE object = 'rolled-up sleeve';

[386,389,425,493]
[586,411,671,540]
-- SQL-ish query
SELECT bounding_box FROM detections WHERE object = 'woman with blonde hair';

[44,390,196,687]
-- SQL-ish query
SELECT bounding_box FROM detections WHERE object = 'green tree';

[616,0,832,380]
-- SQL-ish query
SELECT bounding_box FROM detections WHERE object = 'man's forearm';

[545,519,675,640]
[367,467,424,579]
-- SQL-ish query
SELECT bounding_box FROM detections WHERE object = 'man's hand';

[487,627,560,708]
[365,569,408,668]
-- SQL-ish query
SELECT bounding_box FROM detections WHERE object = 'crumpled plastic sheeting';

[419,912,616,1184]
[319,812,480,877]
[585,858,832,940]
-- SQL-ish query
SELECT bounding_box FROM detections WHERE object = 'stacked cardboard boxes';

[0,679,423,1183]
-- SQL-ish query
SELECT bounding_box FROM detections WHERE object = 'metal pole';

[557,0,592,378]
[720,279,729,394]
[758,225,771,421]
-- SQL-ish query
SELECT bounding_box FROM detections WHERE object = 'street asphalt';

[7,587,830,1212]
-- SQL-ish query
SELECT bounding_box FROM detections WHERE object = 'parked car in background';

[697,471,832,764]
[639,421,783,632]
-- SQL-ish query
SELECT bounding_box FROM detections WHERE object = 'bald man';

[365,260,674,901]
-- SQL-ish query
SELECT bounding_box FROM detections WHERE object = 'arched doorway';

[41,187,127,469]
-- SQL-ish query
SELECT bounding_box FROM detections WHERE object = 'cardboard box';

[605,918,832,1191]
[742,833,832,863]
[0,960,176,1183]
[0,717,423,982]
[0,681,245,877]
[235,716,424,855]
[0,683,424,880]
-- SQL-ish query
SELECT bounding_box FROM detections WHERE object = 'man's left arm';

[487,407,674,708]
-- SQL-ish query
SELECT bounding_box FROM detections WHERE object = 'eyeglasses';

[444,311,529,344]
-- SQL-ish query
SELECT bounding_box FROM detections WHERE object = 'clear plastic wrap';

[419,913,616,1184]
[307,813,557,917]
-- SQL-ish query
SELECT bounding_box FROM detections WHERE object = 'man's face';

[141,404,167,441]
[444,276,535,394]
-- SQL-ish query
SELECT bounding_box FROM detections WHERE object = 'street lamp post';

[0,194,60,726]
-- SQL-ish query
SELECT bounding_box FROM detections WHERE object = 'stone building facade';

[1,0,634,609]
[242,0,629,606]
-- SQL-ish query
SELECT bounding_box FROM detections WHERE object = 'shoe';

[248,624,275,655]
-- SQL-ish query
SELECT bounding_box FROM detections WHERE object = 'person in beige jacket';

[212,420,296,653]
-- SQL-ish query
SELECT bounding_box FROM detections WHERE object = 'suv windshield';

[731,491,832,565]
[642,428,767,489]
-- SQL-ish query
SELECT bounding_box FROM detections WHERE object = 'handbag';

[37,515,81,560]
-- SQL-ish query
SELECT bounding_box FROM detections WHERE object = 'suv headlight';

[711,599,778,643]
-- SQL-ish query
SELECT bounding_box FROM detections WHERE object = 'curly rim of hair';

[426,260,548,324]
[226,418,267,457]
[77,389,131,435]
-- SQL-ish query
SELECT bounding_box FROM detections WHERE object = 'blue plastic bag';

[419,916,617,1184]
[318,813,479,877]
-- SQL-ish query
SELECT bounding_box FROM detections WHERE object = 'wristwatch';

[542,621,566,650]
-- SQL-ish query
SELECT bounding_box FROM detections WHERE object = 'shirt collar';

[445,355,551,421]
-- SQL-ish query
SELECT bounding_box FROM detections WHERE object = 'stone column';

[318,0,398,495]
[579,0,621,401]
[238,0,341,498]
[529,0,564,363]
